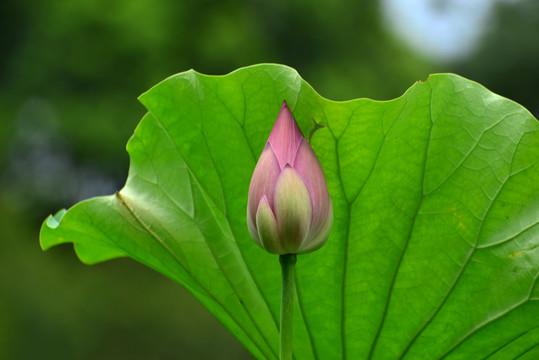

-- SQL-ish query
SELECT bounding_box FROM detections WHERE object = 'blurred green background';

[1,0,538,359]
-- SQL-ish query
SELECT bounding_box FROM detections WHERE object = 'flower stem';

[279,254,296,360]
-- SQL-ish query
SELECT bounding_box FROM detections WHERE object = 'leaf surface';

[41,65,539,359]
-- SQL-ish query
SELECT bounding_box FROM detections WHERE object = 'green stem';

[279,254,297,360]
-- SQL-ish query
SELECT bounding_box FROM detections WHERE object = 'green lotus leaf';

[40,65,539,359]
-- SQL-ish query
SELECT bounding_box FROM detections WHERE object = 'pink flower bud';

[247,101,333,254]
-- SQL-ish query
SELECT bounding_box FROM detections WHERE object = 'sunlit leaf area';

[2,1,539,359]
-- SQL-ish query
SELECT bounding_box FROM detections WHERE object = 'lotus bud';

[247,101,333,255]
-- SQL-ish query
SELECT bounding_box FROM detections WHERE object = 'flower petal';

[297,200,333,254]
[247,144,280,228]
[256,195,282,254]
[247,207,261,245]
[274,165,312,253]
[268,101,304,170]
[293,138,332,241]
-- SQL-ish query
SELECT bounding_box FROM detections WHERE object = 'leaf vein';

[482,326,539,360]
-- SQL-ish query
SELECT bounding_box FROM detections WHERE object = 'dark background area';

[1,0,538,359]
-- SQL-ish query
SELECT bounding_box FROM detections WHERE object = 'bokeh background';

[1,0,538,359]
